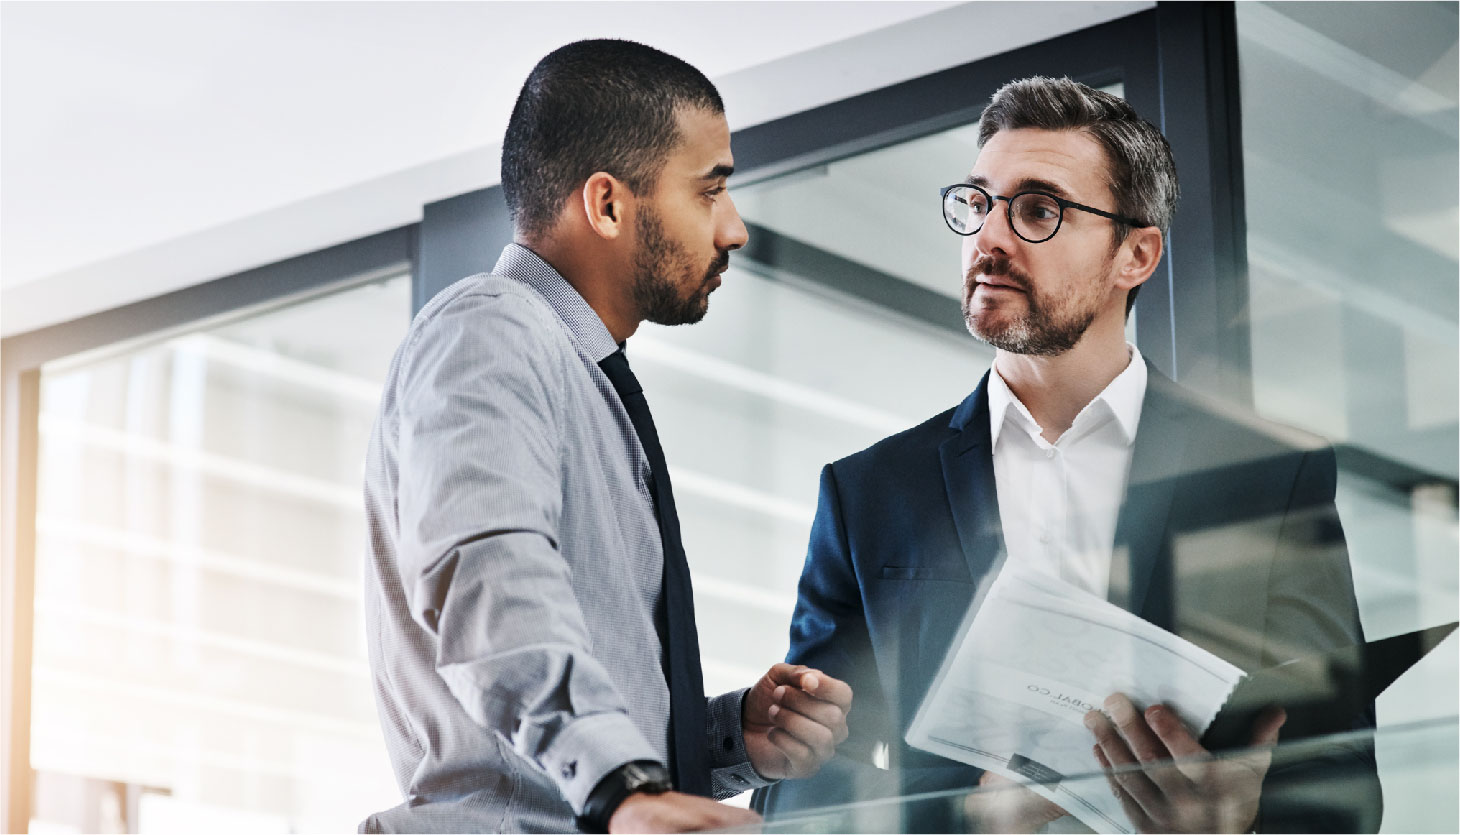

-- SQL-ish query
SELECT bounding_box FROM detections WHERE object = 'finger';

[1085,709,1136,767]
[1104,694,1172,763]
[745,668,808,722]
[770,687,850,743]
[1249,706,1286,748]
[766,725,820,776]
[1105,699,1200,801]
[1095,746,1157,834]
[1144,705,1204,759]
[1145,705,1214,785]
[1088,714,1166,819]
[797,670,853,711]
[707,803,762,832]
[768,702,836,761]
[979,770,1015,787]
[1225,705,1286,783]
[763,663,811,687]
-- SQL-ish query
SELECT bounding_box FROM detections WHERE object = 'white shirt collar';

[988,344,1148,448]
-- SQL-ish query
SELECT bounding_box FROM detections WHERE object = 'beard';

[631,206,728,327]
[961,254,1106,356]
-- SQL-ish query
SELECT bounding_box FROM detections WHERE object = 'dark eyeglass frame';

[939,183,1145,243]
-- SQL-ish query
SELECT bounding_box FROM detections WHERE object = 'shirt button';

[1044,448,1056,459]
[561,761,576,779]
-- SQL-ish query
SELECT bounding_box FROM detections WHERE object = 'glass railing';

[744,717,1457,833]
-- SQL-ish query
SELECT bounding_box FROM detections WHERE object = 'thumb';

[1250,705,1286,747]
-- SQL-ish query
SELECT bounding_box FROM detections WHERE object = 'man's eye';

[1019,198,1060,221]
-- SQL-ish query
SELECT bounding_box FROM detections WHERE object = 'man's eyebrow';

[700,163,735,180]
[1016,178,1074,199]
[964,174,1074,200]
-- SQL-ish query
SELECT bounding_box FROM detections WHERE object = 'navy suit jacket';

[756,365,1380,832]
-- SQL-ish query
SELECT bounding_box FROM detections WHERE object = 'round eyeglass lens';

[1010,192,1062,242]
[943,186,989,235]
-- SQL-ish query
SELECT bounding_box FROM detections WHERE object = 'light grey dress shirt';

[361,244,767,833]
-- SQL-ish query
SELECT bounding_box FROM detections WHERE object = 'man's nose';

[720,193,749,252]
[972,198,1017,255]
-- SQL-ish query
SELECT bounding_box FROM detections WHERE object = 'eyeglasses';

[939,183,1144,243]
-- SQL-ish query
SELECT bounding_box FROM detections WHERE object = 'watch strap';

[577,760,672,833]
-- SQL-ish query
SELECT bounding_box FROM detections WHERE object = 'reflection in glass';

[28,275,410,832]
[1237,5,1458,830]
[752,718,1453,834]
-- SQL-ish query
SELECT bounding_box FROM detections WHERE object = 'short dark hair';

[978,77,1179,316]
[501,39,724,240]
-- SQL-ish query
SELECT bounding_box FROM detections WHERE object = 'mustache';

[966,254,1032,292]
[704,250,730,281]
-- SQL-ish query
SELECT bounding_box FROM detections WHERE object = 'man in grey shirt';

[361,40,853,834]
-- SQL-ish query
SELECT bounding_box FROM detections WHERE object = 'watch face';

[623,762,671,794]
[623,763,650,785]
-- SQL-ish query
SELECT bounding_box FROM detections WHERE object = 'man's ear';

[581,172,629,241]
[1115,226,1164,291]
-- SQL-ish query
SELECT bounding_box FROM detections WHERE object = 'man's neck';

[519,234,641,343]
[993,322,1132,444]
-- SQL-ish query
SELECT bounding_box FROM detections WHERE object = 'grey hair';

[979,78,1178,314]
[979,76,1179,236]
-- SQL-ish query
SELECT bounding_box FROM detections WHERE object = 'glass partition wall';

[27,276,410,832]
[1235,5,1458,831]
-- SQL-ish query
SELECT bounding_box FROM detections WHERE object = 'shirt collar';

[493,243,621,364]
[986,367,1034,449]
[1100,344,1147,444]
[987,344,1148,447]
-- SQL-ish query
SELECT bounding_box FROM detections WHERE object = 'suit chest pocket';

[879,564,973,583]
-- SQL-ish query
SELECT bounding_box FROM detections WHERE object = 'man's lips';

[975,277,1025,292]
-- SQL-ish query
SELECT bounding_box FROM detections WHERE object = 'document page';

[905,566,1244,834]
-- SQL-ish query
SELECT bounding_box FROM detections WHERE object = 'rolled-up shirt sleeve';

[393,287,659,812]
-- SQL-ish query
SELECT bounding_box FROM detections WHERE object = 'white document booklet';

[904,565,1244,834]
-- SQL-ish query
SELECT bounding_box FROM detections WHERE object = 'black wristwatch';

[577,760,673,833]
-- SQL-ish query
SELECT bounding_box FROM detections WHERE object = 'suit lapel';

[1110,367,1190,625]
[939,374,1008,588]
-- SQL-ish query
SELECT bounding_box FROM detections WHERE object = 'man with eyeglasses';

[754,77,1379,832]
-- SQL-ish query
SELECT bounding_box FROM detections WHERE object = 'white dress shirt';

[987,345,1148,600]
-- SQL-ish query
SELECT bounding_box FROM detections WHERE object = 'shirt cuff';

[539,711,662,814]
[707,688,776,798]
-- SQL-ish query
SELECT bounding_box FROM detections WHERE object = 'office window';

[1237,4,1458,832]
[28,276,409,833]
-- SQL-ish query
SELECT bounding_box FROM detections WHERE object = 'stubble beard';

[631,206,728,327]
[961,254,1104,357]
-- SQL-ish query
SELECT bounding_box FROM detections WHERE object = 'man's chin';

[965,310,1016,343]
[648,298,710,327]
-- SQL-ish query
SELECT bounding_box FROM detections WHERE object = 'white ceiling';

[0,1,1150,337]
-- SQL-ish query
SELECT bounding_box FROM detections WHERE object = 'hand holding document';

[905,565,1244,834]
